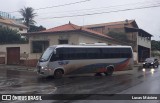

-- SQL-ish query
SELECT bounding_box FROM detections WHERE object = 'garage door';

[7,47,20,65]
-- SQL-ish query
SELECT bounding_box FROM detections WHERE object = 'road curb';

[0,64,36,72]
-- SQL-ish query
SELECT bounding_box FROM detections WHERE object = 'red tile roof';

[83,20,136,28]
[41,22,80,33]
[0,17,28,28]
[26,22,113,39]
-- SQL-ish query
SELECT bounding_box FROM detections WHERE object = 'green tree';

[0,27,27,44]
[19,7,37,28]
[151,40,160,51]
[29,25,46,32]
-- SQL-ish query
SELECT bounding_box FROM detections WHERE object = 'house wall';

[86,24,140,63]
[137,36,151,48]
[89,26,105,34]
[78,32,116,45]
[0,43,30,64]
[27,31,118,66]
[8,25,27,33]
[0,23,27,33]
[85,21,152,63]
[137,36,151,62]
[28,32,79,60]
[0,29,133,67]
[79,34,104,44]
[88,25,125,34]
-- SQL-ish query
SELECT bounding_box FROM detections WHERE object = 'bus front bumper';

[37,66,53,77]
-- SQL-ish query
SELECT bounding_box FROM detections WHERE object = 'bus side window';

[102,48,112,58]
[75,48,87,59]
[50,54,55,62]
[53,48,63,61]
[86,48,101,59]
[50,53,59,61]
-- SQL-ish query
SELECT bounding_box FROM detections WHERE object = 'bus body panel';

[37,45,134,77]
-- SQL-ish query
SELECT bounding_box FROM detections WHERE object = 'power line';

[37,4,160,20]
[36,0,160,15]
[8,0,91,13]
[9,0,153,16]
[14,0,160,17]
[35,0,91,10]
[9,0,160,18]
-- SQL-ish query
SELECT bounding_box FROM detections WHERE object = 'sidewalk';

[0,64,36,72]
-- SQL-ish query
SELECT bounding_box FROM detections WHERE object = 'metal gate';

[7,47,20,65]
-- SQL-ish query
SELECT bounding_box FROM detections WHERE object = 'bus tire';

[104,66,114,76]
[54,69,63,79]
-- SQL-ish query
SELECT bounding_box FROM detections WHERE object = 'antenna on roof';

[125,19,129,23]
[125,19,129,25]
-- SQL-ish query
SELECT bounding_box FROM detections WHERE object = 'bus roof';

[50,45,132,49]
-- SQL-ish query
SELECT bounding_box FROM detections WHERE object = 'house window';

[19,28,23,31]
[59,39,68,44]
[32,41,49,53]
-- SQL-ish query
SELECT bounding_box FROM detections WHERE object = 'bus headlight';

[41,66,48,70]
[151,68,155,72]
[41,66,44,69]
[142,68,146,72]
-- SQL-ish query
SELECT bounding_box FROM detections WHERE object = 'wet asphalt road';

[0,65,160,103]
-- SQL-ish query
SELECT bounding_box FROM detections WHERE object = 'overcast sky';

[0,0,160,40]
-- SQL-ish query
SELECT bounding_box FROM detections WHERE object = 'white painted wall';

[0,31,120,65]
[1,23,27,33]
[133,52,138,63]
[28,33,79,59]
[78,33,116,45]
[0,44,30,64]
[137,36,151,48]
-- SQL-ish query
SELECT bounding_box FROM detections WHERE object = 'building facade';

[84,20,152,63]
[0,22,123,67]
[0,16,27,34]
[0,20,152,67]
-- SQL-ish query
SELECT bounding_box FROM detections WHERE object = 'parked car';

[143,58,159,68]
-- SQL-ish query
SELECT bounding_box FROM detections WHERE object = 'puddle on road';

[0,84,56,94]
[0,77,56,94]
[0,78,24,88]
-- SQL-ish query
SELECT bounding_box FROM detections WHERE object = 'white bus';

[37,45,133,78]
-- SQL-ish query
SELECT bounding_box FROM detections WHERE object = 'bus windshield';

[39,47,54,62]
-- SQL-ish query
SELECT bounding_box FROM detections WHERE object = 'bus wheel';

[104,66,114,76]
[54,69,63,79]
